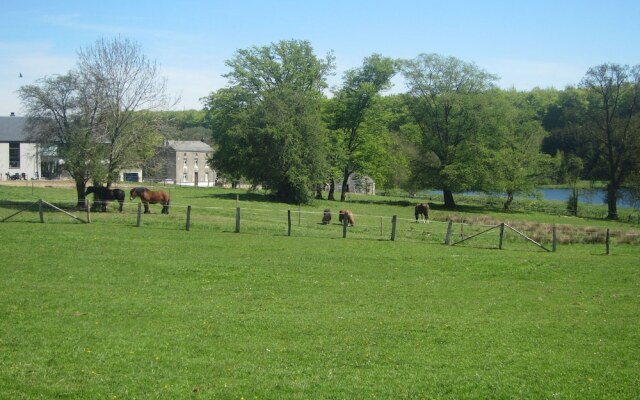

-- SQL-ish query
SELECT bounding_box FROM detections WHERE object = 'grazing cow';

[415,203,429,223]
[322,209,332,225]
[338,209,355,227]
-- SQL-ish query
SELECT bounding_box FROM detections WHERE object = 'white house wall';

[0,142,41,181]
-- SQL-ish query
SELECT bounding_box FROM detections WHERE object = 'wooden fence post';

[38,199,44,223]
[605,228,610,255]
[136,203,142,227]
[552,225,557,252]
[287,210,292,236]
[235,207,241,233]
[499,222,505,249]
[391,215,397,241]
[86,204,91,224]
[445,220,453,245]
[186,205,192,231]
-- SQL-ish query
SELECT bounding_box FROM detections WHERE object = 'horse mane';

[134,187,148,196]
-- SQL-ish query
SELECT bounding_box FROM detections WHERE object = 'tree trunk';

[75,180,88,210]
[340,168,350,202]
[503,191,514,211]
[328,178,335,201]
[443,189,456,208]
[606,183,618,220]
[315,184,324,200]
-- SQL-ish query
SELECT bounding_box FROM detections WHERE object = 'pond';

[421,188,638,208]
[537,187,637,208]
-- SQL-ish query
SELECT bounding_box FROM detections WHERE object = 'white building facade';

[0,115,41,181]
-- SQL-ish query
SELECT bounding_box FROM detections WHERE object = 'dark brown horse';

[86,186,125,212]
[338,209,355,226]
[322,209,332,225]
[415,203,429,223]
[130,187,170,214]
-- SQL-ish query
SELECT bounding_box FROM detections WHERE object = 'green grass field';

[1,184,639,398]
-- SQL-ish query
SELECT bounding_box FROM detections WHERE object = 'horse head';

[130,187,141,200]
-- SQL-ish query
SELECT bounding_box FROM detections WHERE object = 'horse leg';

[144,202,150,213]
[118,200,123,212]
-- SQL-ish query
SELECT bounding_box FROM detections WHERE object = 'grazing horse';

[322,208,332,225]
[415,203,429,223]
[338,209,355,226]
[85,186,125,212]
[129,187,170,214]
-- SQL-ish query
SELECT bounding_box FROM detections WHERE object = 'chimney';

[10,112,15,117]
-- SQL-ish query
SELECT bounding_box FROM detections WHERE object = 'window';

[9,142,19,168]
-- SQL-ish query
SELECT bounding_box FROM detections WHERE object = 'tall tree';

[76,37,168,187]
[19,73,103,207]
[400,54,498,207]
[482,90,550,210]
[326,54,396,201]
[580,63,640,219]
[206,40,335,203]
[19,37,168,206]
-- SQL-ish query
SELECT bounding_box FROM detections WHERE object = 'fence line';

[2,197,638,252]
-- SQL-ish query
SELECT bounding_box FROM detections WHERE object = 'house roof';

[0,116,29,142]
[167,140,213,153]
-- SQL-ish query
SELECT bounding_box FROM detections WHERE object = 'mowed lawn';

[1,214,639,399]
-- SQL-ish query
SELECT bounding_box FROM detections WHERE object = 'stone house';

[162,140,216,186]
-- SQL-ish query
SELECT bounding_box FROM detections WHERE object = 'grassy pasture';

[1,183,640,398]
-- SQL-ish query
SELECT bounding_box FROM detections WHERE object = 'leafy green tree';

[563,154,584,215]
[326,54,397,201]
[541,87,595,182]
[580,63,640,219]
[482,90,550,210]
[203,87,253,187]
[400,54,498,207]
[375,95,417,192]
[205,40,335,203]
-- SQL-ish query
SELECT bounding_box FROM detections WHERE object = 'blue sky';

[1,0,638,116]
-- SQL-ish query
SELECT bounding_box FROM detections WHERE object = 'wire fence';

[3,197,640,254]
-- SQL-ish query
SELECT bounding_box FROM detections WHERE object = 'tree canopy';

[205,40,334,203]
[400,53,498,207]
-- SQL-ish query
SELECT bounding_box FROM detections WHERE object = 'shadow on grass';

[195,191,279,203]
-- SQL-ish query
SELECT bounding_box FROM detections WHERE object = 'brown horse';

[338,209,355,226]
[130,187,170,214]
[415,203,429,223]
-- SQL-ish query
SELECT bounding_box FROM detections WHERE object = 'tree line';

[19,37,640,219]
